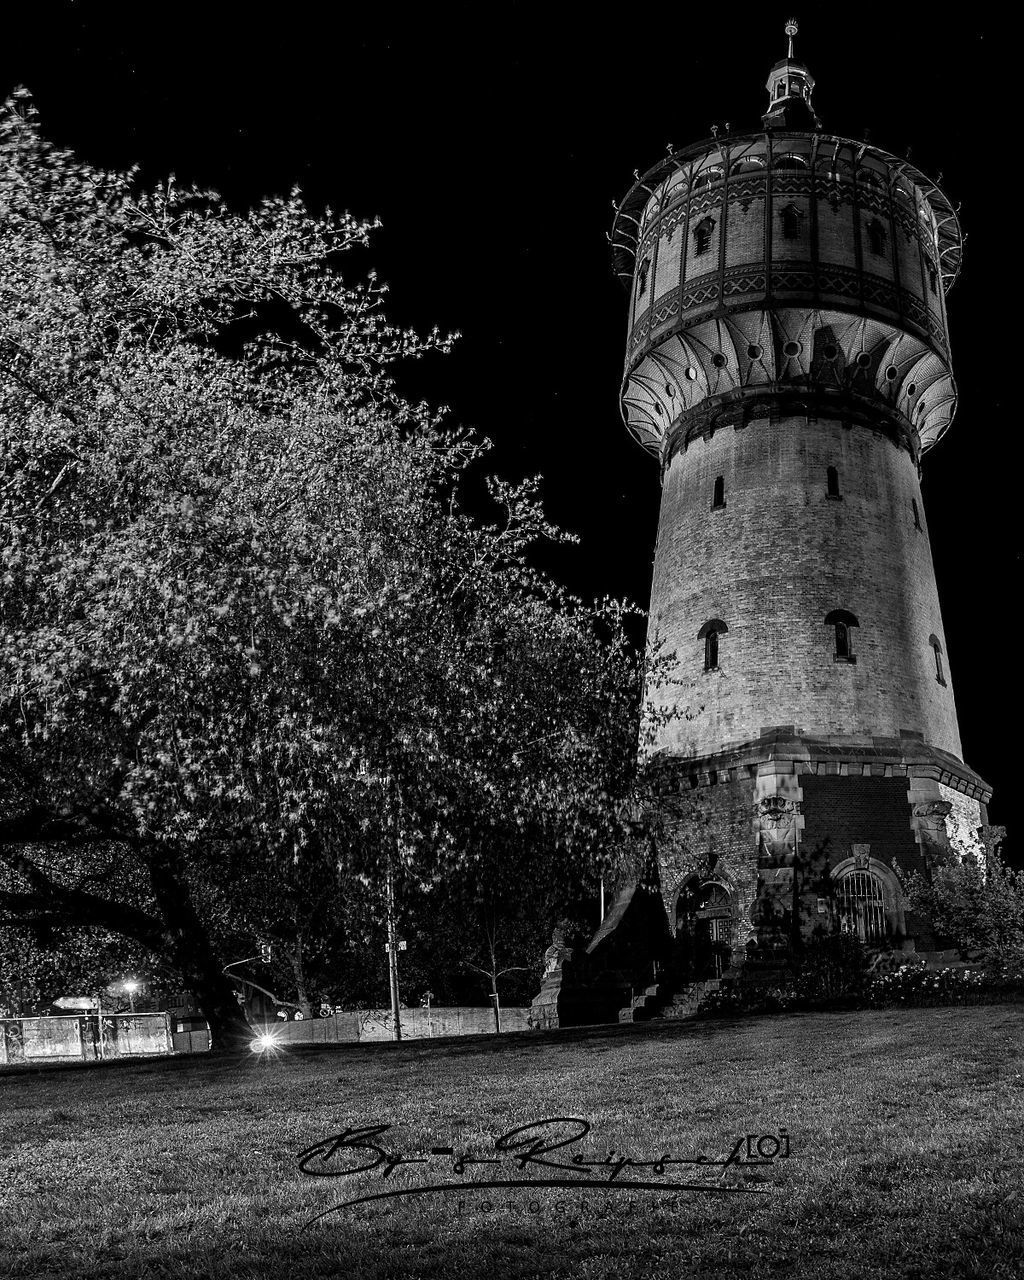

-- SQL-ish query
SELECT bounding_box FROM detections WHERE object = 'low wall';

[265,1006,532,1045]
[1,1007,533,1066]
[0,1014,173,1065]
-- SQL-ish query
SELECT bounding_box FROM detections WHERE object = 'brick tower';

[609,22,993,983]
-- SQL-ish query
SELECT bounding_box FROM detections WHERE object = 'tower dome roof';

[763,20,818,130]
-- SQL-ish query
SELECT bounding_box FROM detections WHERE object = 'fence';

[267,1006,532,1045]
[0,1006,532,1066]
[0,1013,173,1066]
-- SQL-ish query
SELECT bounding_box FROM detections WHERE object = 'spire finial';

[785,18,798,60]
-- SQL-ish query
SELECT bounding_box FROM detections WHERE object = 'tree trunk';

[287,933,313,1021]
[148,849,253,1053]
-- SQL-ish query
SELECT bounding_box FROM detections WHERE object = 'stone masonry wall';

[646,412,963,760]
[655,772,759,947]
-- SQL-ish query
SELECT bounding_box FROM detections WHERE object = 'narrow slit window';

[827,466,841,499]
[712,475,726,509]
[929,634,946,686]
[698,619,728,672]
[825,610,859,663]
[780,204,803,240]
[866,218,887,256]
[926,263,938,294]
[693,217,716,258]
[912,498,922,530]
[637,257,651,297]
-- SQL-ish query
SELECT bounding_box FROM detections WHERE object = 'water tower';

[609,21,992,981]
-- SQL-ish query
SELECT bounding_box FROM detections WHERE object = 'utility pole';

[359,753,405,1042]
[385,848,403,1042]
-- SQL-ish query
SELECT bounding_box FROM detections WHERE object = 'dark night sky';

[3,5,1019,857]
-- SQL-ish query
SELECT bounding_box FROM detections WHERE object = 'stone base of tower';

[640,728,992,987]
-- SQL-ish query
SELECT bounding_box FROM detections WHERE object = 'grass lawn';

[1,1004,1022,1279]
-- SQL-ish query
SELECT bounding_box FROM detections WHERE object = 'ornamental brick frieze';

[626,267,947,367]
[769,173,813,196]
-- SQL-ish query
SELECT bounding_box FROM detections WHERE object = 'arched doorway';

[836,869,887,943]
[675,881,734,979]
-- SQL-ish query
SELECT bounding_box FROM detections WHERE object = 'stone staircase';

[621,952,798,1024]
[618,973,734,1023]
[617,980,673,1023]
[657,977,724,1020]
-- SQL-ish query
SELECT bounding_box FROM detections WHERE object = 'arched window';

[866,218,888,256]
[926,262,938,294]
[779,204,803,240]
[826,465,841,499]
[825,609,858,663]
[698,619,728,671]
[731,157,766,176]
[692,217,716,257]
[637,257,651,297]
[929,634,946,686]
[837,869,887,942]
[712,475,725,510]
[912,498,922,530]
[691,167,724,192]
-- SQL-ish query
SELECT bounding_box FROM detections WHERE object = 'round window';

[784,341,802,357]
[906,382,917,397]
[856,352,872,369]
[711,353,727,369]
[666,383,676,398]
[685,366,698,381]
[885,365,899,381]
[823,343,839,360]
[747,343,762,359]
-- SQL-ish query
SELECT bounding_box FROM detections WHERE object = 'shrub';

[793,933,870,1001]
[907,850,1024,968]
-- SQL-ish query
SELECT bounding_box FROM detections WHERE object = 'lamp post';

[124,979,139,1015]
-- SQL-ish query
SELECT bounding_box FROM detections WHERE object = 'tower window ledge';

[935,675,947,687]
[711,500,727,511]
[833,654,857,664]
[825,493,843,502]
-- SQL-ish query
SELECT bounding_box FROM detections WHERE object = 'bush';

[696,984,800,1019]
[907,851,1024,968]
[793,933,870,1002]
[867,962,1024,1008]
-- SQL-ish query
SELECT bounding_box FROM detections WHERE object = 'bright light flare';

[250,1031,284,1055]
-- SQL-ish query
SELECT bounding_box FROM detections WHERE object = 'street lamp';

[124,979,139,1014]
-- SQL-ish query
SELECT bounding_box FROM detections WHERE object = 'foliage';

[906,850,1024,967]
[698,949,1023,1020]
[792,932,869,1002]
[0,93,660,1040]
[697,983,800,1018]
[864,962,1024,1007]
[0,920,150,1017]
